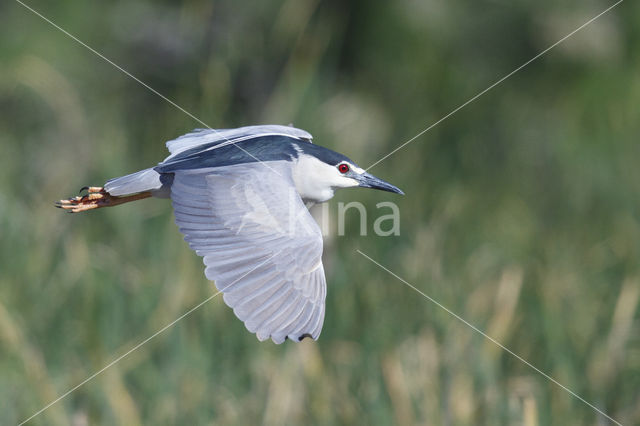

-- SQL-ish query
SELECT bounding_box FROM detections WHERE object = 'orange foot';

[55,187,151,213]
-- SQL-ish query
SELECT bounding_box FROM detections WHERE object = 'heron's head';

[292,143,403,203]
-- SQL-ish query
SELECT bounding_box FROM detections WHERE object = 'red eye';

[338,163,350,174]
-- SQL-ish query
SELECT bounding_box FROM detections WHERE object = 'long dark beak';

[356,172,404,194]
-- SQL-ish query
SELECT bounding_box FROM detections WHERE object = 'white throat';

[291,154,358,203]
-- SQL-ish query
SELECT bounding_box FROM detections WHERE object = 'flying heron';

[57,125,403,343]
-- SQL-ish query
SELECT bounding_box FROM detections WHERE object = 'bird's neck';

[291,155,342,203]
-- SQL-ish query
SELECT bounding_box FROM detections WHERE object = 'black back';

[155,135,354,173]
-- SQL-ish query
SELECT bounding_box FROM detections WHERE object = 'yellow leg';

[55,187,151,213]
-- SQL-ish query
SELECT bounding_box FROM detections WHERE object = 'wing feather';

[277,300,312,340]
[245,285,294,331]
[165,125,312,159]
[170,161,326,343]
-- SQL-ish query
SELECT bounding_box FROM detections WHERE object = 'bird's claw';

[56,187,109,213]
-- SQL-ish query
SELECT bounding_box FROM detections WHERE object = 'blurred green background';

[1,0,639,424]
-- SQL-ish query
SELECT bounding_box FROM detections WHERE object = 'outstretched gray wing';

[170,161,326,343]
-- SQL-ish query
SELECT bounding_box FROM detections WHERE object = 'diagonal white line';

[15,0,207,129]
[356,250,622,426]
[365,0,624,171]
[19,252,279,425]
[18,291,222,425]
[14,0,284,177]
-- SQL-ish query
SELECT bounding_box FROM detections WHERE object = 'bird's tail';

[104,168,164,196]
[55,168,170,213]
